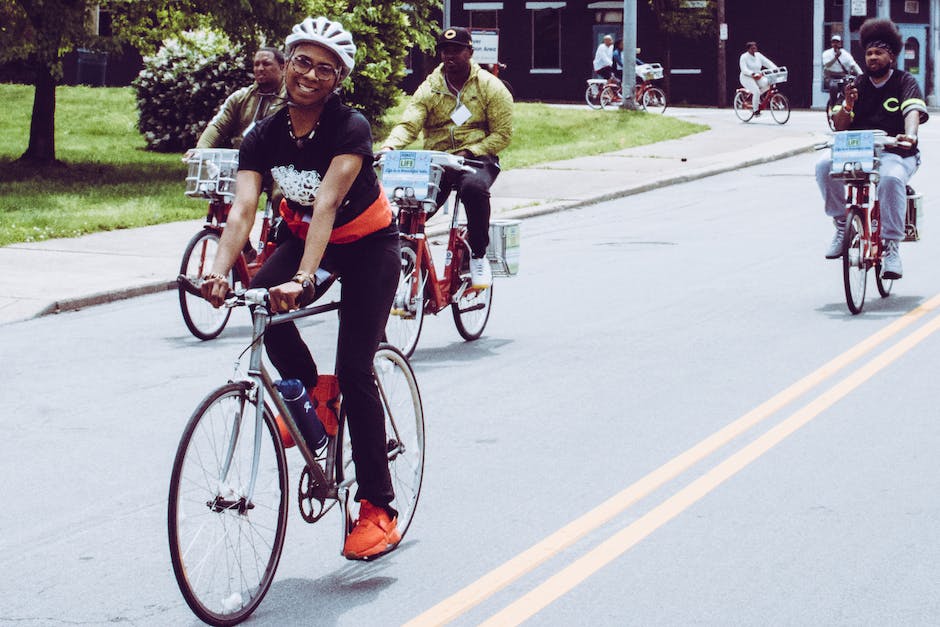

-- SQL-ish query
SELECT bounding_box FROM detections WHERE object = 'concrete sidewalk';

[0,107,828,326]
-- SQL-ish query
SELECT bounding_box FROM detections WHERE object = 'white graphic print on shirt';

[271,164,321,206]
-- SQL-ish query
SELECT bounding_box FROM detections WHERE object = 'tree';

[3,0,439,164]
[647,0,716,97]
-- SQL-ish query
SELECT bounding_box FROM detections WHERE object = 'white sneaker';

[469,257,492,289]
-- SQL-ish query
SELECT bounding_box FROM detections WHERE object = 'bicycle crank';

[298,463,334,523]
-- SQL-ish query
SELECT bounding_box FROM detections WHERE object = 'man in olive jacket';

[196,47,287,149]
[380,27,513,289]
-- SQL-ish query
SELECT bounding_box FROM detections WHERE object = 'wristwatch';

[292,271,316,305]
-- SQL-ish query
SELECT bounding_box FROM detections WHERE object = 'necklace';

[287,111,318,148]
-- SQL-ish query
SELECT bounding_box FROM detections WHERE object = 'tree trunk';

[18,64,58,165]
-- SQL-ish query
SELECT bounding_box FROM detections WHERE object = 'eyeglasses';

[290,55,340,80]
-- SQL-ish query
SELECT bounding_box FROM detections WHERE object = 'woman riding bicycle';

[738,41,778,117]
[200,16,403,560]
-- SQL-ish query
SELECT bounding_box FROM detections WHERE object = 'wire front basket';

[185,149,239,200]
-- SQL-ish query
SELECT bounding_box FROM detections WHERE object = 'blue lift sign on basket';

[381,151,434,200]
[831,130,876,173]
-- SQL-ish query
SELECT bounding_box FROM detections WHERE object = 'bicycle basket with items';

[185,148,239,200]
[636,63,664,82]
[763,67,788,85]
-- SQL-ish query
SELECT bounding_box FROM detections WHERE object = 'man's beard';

[868,64,891,78]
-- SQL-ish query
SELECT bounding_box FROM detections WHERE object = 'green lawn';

[0,84,705,247]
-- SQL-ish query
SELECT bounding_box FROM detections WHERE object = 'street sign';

[720,23,728,41]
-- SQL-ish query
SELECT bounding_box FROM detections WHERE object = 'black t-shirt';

[850,69,929,153]
[239,97,379,228]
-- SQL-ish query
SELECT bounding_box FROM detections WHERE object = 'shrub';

[133,30,251,152]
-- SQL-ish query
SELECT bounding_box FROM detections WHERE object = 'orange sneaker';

[343,500,402,560]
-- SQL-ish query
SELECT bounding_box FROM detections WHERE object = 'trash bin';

[76,48,108,86]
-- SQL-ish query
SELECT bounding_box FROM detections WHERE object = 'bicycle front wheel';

[733,91,754,122]
[770,93,790,124]
[179,230,232,340]
[168,382,288,626]
[843,209,868,314]
[337,345,425,540]
[599,85,619,110]
[642,86,667,114]
[385,244,426,358]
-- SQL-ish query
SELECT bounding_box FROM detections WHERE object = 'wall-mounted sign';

[719,23,728,41]
[905,1,920,14]
[851,0,867,16]
[681,0,708,7]
[471,29,499,64]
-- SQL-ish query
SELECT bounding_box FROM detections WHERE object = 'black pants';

[437,154,500,257]
[250,223,401,511]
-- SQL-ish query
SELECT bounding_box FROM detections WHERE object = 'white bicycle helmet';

[285,17,356,78]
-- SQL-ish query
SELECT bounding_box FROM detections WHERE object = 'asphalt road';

[2,144,939,626]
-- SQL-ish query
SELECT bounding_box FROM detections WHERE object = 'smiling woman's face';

[286,43,341,107]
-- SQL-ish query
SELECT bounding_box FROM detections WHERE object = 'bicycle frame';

[398,195,475,317]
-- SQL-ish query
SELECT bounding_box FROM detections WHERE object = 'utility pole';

[621,0,638,109]
[717,0,727,107]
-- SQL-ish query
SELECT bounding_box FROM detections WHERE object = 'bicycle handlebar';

[374,150,481,173]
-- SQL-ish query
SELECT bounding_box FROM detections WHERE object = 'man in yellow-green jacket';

[380,27,513,289]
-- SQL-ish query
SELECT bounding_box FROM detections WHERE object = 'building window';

[527,3,564,70]
[469,10,498,28]
[465,2,502,28]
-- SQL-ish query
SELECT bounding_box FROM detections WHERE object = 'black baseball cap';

[436,27,473,49]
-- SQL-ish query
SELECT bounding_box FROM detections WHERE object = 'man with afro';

[815,17,928,280]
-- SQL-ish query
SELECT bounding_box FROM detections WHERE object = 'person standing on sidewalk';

[379,26,513,289]
[738,41,778,116]
[815,17,927,280]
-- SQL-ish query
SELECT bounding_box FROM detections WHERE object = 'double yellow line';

[407,293,940,627]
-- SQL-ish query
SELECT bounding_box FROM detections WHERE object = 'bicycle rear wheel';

[585,84,602,110]
[385,244,426,358]
[453,281,493,341]
[770,93,790,124]
[179,230,232,340]
[642,86,667,114]
[337,345,425,542]
[843,208,868,314]
[733,91,754,122]
[168,382,288,626]
[875,260,894,298]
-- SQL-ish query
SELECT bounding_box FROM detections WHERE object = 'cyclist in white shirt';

[822,35,862,109]
[593,35,614,81]
[739,41,778,115]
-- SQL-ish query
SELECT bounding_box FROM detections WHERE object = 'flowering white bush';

[134,30,251,152]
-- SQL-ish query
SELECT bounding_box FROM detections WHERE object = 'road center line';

[479,310,940,626]
[404,294,940,627]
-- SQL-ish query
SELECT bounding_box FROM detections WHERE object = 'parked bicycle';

[377,150,520,357]
[733,66,790,124]
[600,63,667,114]
[169,276,424,625]
[178,148,280,340]
[824,130,922,314]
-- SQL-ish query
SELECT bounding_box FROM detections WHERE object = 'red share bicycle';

[825,130,922,314]
[733,66,791,124]
[178,148,279,340]
[377,150,521,357]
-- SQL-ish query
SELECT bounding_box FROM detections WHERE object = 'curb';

[21,140,819,323]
